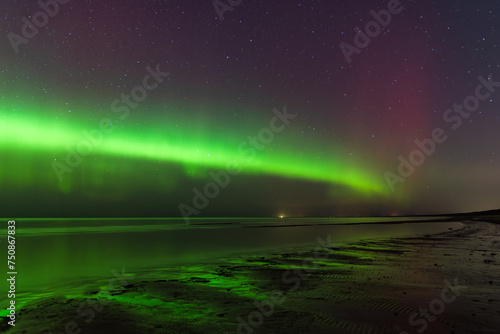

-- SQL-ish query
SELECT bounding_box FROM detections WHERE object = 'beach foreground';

[2,220,499,334]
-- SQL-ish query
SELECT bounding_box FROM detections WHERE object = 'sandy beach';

[2,219,499,334]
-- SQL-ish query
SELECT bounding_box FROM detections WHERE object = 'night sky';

[1,0,499,218]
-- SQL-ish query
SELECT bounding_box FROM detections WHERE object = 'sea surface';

[0,217,463,314]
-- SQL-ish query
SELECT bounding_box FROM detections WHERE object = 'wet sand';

[2,219,499,333]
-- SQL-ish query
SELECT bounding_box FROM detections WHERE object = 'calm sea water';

[0,217,461,304]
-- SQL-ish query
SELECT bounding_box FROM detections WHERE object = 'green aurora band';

[0,100,388,196]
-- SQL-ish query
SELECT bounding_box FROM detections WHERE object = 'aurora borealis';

[1,0,500,217]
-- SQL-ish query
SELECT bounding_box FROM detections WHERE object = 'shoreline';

[2,219,499,333]
[1,218,463,295]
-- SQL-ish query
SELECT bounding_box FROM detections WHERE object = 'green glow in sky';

[0,101,388,196]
